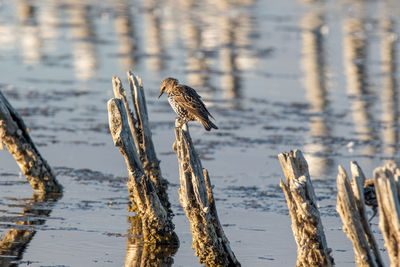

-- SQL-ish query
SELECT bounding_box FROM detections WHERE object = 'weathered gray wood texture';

[349,162,383,267]
[374,162,400,266]
[107,98,177,244]
[0,92,62,193]
[278,149,333,267]
[112,73,171,217]
[336,165,380,267]
[174,120,240,267]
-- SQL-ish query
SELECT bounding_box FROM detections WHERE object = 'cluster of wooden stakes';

[0,70,400,266]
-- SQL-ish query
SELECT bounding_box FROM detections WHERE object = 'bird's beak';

[158,92,163,99]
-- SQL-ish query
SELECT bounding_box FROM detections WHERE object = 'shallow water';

[0,0,399,266]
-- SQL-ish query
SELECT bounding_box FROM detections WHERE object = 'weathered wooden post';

[349,162,383,266]
[0,92,62,193]
[174,120,240,266]
[336,165,382,267]
[278,149,333,267]
[374,162,400,266]
[112,72,171,217]
[108,98,177,244]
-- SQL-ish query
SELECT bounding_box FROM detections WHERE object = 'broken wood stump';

[107,97,177,244]
[336,165,382,267]
[174,120,240,267]
[0,92,62,193]
[373,162,400,266]
[112,72,171,217]
[349,162,383,266]
[278,149,333,267]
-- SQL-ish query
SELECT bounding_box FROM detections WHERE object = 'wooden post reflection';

[114,0,138,71]
[182,16,211,91]
[124,215,177,267]
[67,1,98,81]
[219,13,241,107]
[143,0,165,71]
[300,5,333,176]
[380,14,398,159]
[0,193,61,266]
[217,0,255,108]
[37,0,59,53]
[179,0,214,106]
[343,3,377,157]
[16,0,42,65]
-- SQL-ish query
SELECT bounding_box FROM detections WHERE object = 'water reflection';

[125,215,177,267]
[114,0,138,71]
[37,1,59,53]
[0,193,61,266]
[218,0,256,108]
[380,9,399,160]
[143,0,165,71]
[219,4,241,106]
[180,1,213,92]
[67,1,98,81]
[342,2,378,157]
[300,2,334,177]
[3,0,259,98]
[16,0,42,65]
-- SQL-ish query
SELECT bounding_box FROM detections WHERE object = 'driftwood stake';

[112,73,171,216]
[374,162,400,266]
[350,162,383,266]
[0,92,62,193]
[174,120,240,267]
[336,165,378,267]
[107,98,177,244]
[278,149,333,267]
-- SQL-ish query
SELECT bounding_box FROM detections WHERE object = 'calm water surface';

[0,0,400,266]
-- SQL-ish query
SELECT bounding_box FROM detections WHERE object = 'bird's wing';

[174,85,214,119]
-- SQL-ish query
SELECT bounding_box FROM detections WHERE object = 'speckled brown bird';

[158,77,218,131]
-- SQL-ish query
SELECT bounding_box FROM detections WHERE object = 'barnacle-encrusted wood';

[107,98,177,244]
[174,120,240,266]
[0,92,62,193]
[112,72,172,217]
[278,149,333,267]
[374,162,400,266]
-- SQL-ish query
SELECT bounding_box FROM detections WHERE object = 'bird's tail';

[200,119,218,131]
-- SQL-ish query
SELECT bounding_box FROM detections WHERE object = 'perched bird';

[158,77,218,131]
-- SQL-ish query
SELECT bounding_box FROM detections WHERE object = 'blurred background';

[0,0,400,266]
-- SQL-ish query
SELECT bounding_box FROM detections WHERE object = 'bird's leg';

[176,117,189,129]
[368,206,378,222]
[176,117,184,128]
[182,120,189,131]
[181,118,190,131]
